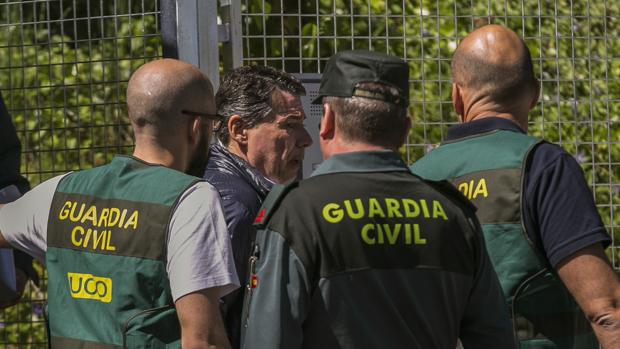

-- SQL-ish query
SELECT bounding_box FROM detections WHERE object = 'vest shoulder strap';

[253,180,299,228]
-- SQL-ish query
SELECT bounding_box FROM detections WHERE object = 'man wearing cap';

[411,25,620,348]
[240,50,516,349]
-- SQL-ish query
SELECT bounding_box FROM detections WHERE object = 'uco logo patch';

[67,272,112,303]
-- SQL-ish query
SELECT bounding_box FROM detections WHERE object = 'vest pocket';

[512,270,597,349]
[121,305,180,349]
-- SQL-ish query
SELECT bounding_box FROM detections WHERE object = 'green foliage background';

[0,1,161,347]
[240,0,619,261]
[0,0,618,347]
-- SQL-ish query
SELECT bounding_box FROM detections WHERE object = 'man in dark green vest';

[0,59,238,348]
[411,24,620,349]
[241,50,516,349]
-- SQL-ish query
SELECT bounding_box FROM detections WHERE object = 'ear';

[401,114,412,146]
[452,83,465,122]
[188,116,202,147]
[227,115,248,145]
[529,78,541,110]
[319,103,335,141]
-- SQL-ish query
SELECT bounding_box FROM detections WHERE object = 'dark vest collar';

[311,150,409,177]
[206,143,273,197]
[447,117,526,141]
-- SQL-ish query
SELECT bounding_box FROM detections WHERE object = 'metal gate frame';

[162,0,243,89]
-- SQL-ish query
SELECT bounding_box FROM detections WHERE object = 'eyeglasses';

[181,110,225,132]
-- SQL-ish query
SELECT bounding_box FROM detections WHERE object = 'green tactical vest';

[411,130,597,349]
[46,156,200,349]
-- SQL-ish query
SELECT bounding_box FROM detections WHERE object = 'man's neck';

[132,142,186,172]
[461,98,529,131]
[464,112,527,132]
[225,141,250,164]
[323,139,394,159]
[224,141,276,184]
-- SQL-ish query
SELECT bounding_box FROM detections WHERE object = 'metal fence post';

[172,0,221,89]
[219,0,243,71]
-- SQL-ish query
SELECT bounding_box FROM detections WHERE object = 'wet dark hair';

[215,65,305,144]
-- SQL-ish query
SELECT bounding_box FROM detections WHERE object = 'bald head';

[452,25,537,105]
[127,59,214,139]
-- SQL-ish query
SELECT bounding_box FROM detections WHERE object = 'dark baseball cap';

[312,50,409,106]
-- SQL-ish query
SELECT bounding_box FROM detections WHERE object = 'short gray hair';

[324,82,408,149]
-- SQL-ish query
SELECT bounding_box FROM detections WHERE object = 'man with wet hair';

[241,50,515,349]
[211,65,312,183]
[0,59,238,349]
[412,24,620,348]
[203,65,312,348]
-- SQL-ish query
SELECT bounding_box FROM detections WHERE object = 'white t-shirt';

[0,174,239,301]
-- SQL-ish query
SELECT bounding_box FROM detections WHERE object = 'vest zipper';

[121,304,174,349]
[242,243,260,329]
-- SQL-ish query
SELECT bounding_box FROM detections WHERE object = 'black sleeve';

[13,250,39,286]
[524,143,610,267]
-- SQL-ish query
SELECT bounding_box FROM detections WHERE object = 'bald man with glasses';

[0,59,238,349]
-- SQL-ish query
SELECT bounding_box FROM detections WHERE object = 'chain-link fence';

[1,0,619,347]
[0,0,162,347]
[238,0,620,267]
